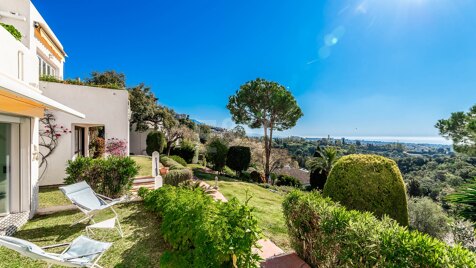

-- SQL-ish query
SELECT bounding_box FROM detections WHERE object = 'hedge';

[226,146,251,175]
[323,154,409,226]
[139,186,261,267]
[282,191,476,268]
[169,155,187,167]
[164,169,193,186]
[146,131,165,155]
[65,156,138,197]
[160,156,185,170]
[160,156,192,185]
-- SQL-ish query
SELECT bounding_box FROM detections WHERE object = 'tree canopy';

[227,78,303,180]
[436,104,476,156]
[87,70,126,88]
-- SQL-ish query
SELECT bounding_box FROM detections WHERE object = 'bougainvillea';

[39,113,71,179]
[106,138,128,156]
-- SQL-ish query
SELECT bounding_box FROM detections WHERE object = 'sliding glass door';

[0,123,11,215]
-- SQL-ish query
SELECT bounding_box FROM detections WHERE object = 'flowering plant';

[106,138,127,156]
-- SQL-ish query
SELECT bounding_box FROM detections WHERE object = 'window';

[38,56,57,78]
[74,126,85,156]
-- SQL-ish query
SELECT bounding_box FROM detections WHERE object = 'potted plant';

[160,166,169,175]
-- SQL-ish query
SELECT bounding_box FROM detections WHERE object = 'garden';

[3,78,476,267]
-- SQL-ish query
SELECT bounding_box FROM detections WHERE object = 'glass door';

[0,123,11,215]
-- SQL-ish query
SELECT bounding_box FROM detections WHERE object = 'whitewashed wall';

[39,82,130,186]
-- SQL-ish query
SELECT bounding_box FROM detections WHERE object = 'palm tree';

[306,146,339,189]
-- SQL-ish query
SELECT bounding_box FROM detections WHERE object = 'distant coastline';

[303,136,452,145]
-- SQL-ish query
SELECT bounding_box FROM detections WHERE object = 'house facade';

[0,0,130,234]
[39,83,130,186]
[0,0,84,233]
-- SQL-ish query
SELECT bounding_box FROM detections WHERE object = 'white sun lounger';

[59,181,125,234]
[0,235,111,267]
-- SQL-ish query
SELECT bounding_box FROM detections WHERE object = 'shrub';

[1,23,21,41]
[282,191,476,267]
[250,171,264,183]
[240,171,251,182]
[139,186,261,267]
[408,197,451,239]
[206,137,228,172]
[223,166,235,177]
[40,75,61,83]
[65,156,138,197]
[163,169,193,186]
[323,154,409,226]
[275,174,302,188]
[105,138,127,156]
[451,219,476,251]
[160,156,185,170]
[169,155,187,167]
[171,140,196,163]
[146,131,165,155]
[309,169,327,190]
[226,146,251,176]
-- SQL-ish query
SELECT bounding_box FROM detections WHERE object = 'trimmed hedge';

[160,156,185,170]
[283,191,476,267]
[323,154,409,226]
[160,156,192,185]
[226,146,251,175]
[164,169,193,186]
[139,186,261,267]
[146,131,165,155]
[169,155,187,167]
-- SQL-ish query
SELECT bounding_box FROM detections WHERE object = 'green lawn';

[0,202,166,267]
[38,187,71,208]
[131,155,152,177]
[194,170,291,251]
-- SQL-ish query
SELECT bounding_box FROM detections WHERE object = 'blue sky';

[34,0,476,140]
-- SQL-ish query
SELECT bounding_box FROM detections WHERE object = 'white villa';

[0,0,129,234]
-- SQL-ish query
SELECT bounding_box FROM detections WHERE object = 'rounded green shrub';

[146,131,165,156]
[226,146,251,175]
[276,174,302,188]
[323,154,409,226]
[170,155,187,167]
[250,171,264,183]
[171,140,196,163]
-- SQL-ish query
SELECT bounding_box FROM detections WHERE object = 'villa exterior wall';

[39,82,130,186]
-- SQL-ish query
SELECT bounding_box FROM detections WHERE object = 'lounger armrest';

[96,194,126,204]
[95,193,114,201]
[62,250,105,261]
[42,243,70,250]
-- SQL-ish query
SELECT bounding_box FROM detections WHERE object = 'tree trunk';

[264,125,271,183]
[268,126,274,184]
[166,141,173,156]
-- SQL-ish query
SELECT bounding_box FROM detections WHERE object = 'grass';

[38,187,71,208]
[0,202,166,267]
[193,169,291,251]
[131,155,152,177]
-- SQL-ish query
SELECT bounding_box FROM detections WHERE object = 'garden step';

[260,252,310,268]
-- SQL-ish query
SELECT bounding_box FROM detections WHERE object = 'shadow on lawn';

[15,210,87,243]
[114,203,168,268]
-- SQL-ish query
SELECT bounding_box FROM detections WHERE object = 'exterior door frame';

[0,115,21,216]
